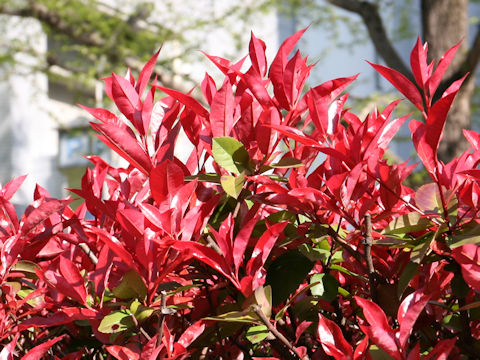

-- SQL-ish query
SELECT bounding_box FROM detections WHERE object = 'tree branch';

[0,1,198,98]
[326,0,414,81]
[465,24,480,74]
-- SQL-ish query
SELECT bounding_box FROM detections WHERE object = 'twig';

[205,234,223,255]
[326,227,368,274]
[252,305,306,360]
[156,291,167,353]
[363,214,377,302]
[79,242,98,265]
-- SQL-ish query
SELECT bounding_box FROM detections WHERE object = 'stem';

[326,227,368,274]
[252,305,306,360]
[156,291,167,354]
[363,214,377,302]
[79,242,98,265]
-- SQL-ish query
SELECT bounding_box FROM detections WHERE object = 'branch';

[363,214,377,302]
[326,0,414,81]
[0,1,198,98]
[0,1,103,47]
[252,305,305,360]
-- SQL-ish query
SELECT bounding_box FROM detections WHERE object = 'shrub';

[1,29,480,359]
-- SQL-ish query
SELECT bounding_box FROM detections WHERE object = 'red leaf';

[106,345,140,360]
[0,333,19,359]
[20,335,66,360]
[410,37,429,88]
[409,120,436,176]
[87,227,139,272]
[423,338,456,360]
[177,320,206,348]
[240,71,274,107]
[112,73,141,122]
[353,335,370,360]
[153,85,209,118]
[249,32,267,77]
[136,49,160,96]
[233,214,259,276]
[149,160,185,207]
[210,78,235,137]
[368,61,423,111]
[201,73,217,105]
[2,174,27,200]
[317,314,353,359]
[246,222,287,276]
[91,122,152,175]
[18,308,97,330]
[0,196,20,234]
[428,41,461,97]
[21,199,70,235]
[307,75,358,138]
[355,296,401,359]
[173,241,240,288]
[452,244,480,290]
[78,105,119,125]
[463,129,480,151]
[397,291,431,349]
[58,255,88,305]
[269,27,307,109]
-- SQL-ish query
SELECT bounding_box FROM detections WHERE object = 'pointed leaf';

[210,78,235,137]
[397,291,431,349]
[98,309,135,333]
[136,49,160,96]
[317,314,353,359]
[212,137,250,174]
[220,173,245,199]
[20,335,66,360]
[368,61,423,111]
[355,296,401,359]
[153,85,209,118]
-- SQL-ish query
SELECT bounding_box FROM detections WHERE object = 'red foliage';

[1,30,480,359]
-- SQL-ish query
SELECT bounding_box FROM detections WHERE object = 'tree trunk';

[421,0,473,162]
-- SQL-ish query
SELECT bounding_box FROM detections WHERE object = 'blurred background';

[1,0,480,212]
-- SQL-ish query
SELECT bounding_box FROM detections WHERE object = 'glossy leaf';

[212,137,250,174]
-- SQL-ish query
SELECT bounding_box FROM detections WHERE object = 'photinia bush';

[2,29,480,359]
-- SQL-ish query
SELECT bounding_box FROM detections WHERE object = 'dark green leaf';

[266,250,315,306]
[310,273,338,302]
[112,270,147,299]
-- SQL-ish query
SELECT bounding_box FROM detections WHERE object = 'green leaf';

[310,273,339,302]
[246,325,270,344]
[98,309,134,333]
[269,157,304,169]
[112,270,147,300]
[448,222,480,248]
[212,137,250,174]
[185,173,221,183]
[451,272,469,299]
[384,212,431,235]
[397,261,418,298]
[220,173,245,199]
[275,281,322,320]
[11,260,40,275]
[266,250,315,306]
[130,299,155,322]
[243,285,272,319]
[203,310,258,324]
